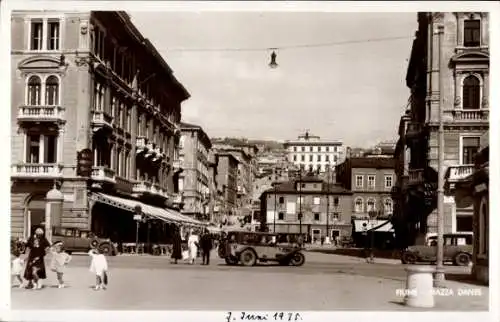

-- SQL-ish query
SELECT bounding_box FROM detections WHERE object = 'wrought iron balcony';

[91,166,116,183]
[17,105,65,123]
[91,111,113,132]
[408,169,425,185]
[11,163,63,178]
[446,109,489,122]
[446,165,475,183]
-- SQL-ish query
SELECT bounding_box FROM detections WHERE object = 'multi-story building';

[259,175,353,242]
[392,12,489,247]
[284,131,345,174]
[10,11,202,242]
[178,122,212,221]
[214,152,239,222]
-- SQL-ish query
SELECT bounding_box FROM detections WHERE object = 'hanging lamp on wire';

[268,49,278,69]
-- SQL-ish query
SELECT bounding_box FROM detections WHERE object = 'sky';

[130,12,417,147]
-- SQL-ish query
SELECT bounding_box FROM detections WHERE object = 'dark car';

[52,227,117,256]
[218,231,305,267]
[401,233,473,266]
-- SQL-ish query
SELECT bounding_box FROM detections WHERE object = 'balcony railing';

[17,105,65,123]
[91,111,113,131]
[408,169,425,185]
[133,181,152,193]
[11,163,63,178]
[446,165,475,182]
[446,109,489,122]
[91,166,116,183]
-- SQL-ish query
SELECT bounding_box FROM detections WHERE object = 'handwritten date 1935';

[225,312,303,322]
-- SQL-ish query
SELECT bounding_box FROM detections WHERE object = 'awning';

[90,192,205,227]
[353,219,394,233]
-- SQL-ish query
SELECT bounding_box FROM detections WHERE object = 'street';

[11,251,488,311]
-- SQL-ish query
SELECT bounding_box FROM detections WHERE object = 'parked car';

[218,231,305,267]
[52,227,117,256]
[401,233,473,266]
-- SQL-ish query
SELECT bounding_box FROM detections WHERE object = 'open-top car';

[52,227,117,256]
[401,233,473,266]
[218,231,305,267]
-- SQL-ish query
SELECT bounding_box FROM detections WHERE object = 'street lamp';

[298,168,303,236]
[133,205,143,253]
[435,23,445,286]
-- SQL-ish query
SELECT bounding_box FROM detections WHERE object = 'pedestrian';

[187,229,200,265]
[88,248,109,290]
[171,226,182,264]
[49,241,72,288]
[11,250,25,288]
[200,229,213,265]
[23,227,51,289]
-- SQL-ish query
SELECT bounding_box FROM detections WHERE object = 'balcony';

[136,136,148,153]
[17,105,65,123]
[173,159,184,172]
[91,111,113,132]
[91,166,116,183]
[11,163,63,179]
[405,122,423,140]
[446,109,489,123]
[446,165,475,183]
[408,169,425,185]
[132,181,168,198]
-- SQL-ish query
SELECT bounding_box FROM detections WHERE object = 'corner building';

[11,11,203,241]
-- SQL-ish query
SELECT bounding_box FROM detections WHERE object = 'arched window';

[45,75,59,106]
[27,76,41,105]
[384,198,393,214]
[463,75,481,109]
[367,198,376,212]
[354,198,363,213]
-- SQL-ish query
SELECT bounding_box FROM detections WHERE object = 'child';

[88,248,109,290]
[50,241,72,288]
[11,250,24,288]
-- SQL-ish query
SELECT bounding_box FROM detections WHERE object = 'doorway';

[330,229,341,244]
[312,229,321,244]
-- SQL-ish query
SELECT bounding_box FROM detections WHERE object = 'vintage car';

[218,231,306,267]
[52,227,117,256]
[401,233,473,266]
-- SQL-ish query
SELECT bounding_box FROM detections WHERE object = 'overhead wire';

[161,35,412,52]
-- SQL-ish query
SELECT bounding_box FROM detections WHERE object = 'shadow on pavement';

[445,273,488,287]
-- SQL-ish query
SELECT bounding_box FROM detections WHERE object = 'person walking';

[89,248,109,290]
[200,229,213,265]
[49,241,72,288]
[11,250,25,288]
[171,226,182,264]
[187,229,200,265]
[23,227,51,290]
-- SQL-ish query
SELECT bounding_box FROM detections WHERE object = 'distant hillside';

[211,137,284,153]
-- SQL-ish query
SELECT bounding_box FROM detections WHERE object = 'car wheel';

[289,252,305,267]
[239,249,257,267]
[402,252,417,264]
[99,243,112,256]
[454,252,471,267]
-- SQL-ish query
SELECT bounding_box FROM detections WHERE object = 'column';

[480,14,488,46]
[22,129,27,162]
[454,71,461,109]
[57,127,64,163]
[482,73,489,108]
[39,134,45,163]
[42,18,48,51]
[130,104,137,180]
[456,14,464,47]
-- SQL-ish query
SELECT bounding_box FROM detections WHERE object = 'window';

[313,197,321,205]
[279,197,284,204]
[464,19,481,47]
[25,134,57,163]
[45,76,59,105]
[354,198,363,213]
[126,108,131,132]
[384,175,393,189]
[334,155,338,162]
[384,199,393,214]
[293,155,297,161]
[325,155,329,162]
[301,147,305,152]
[93,82,105,111]
[317,155,322,162]
[462,136,480,164]
[462,76,481,110]
[293,147,297,152]
[355,175,363,188]
[44,135,57,163]
[297,196,304,204]
[334,146,337,152]
[27,76,42,105]
[309,155,313,162]
[278,212,284,220]
[47,20,60,50]
[326,146,329,152]
[332,213,339,220]
[367,175,375,189]
[317,165,321,173]
[333,197,339,206]
[301,155,305,162]
[26,134,40,163]
[314,213,320,221]
[367,199,376,212]
[456,216,473,232]
[309,147,313,152]
[30,21,43,50]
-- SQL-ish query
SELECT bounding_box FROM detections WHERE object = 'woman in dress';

[170,226,182,264]
[187,229,200,265]
[23,227,51,289]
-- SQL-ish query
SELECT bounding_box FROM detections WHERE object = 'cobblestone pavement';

[10,250,488,311]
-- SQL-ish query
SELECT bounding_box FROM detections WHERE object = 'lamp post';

[325,164,331,244]
[273,182,277,233]
[298,168,303,236]
[435,23,445,286]
[134,205,142,253]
